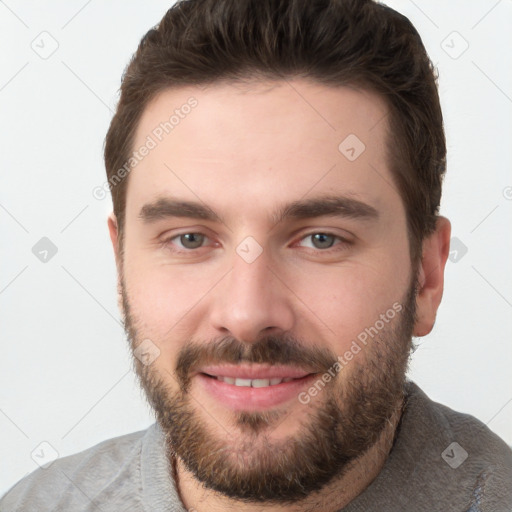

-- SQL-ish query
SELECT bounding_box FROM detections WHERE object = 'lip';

[196,371,318,411]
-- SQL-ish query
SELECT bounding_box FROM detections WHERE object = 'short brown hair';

[104,0,446,267]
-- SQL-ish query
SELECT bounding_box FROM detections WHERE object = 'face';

[113,80,420,502]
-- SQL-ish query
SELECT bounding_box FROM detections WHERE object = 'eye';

[161,231,351,256]
[296,232,350,252]
[163,232,212,252]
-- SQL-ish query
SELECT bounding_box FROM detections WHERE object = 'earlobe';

[413,216,451,337]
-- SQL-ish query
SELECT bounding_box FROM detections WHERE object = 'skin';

[107,79,451,511]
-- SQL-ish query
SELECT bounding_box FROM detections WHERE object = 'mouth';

[201,373,307,387]
[194,364,319,411]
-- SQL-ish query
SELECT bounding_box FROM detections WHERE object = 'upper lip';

[198,364,315,380]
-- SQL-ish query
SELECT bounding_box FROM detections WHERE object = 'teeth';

[252,379,270,388]
[234,378,252,387]
[216,376,299,387]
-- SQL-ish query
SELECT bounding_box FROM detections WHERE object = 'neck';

[172,397,405,512]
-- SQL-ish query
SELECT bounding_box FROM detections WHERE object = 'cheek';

[122,250,219,341]
[286,257,408,351]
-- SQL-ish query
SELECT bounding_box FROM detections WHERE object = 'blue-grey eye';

[310,233,336,249]
[179,233,205,249]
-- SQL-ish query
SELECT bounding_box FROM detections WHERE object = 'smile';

[196,367,318,411]
[204,374,302,387]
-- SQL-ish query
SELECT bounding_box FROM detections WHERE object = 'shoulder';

[406,381,512,511]
[0,425,151,512]
[418,383,512,467]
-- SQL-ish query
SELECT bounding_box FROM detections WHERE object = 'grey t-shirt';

[1,381,511,511]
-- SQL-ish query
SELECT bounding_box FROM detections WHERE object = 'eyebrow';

[138,195,379,226]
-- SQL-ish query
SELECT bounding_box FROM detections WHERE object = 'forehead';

[125,79,402,226]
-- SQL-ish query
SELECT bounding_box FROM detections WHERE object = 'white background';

[1,0,511,497]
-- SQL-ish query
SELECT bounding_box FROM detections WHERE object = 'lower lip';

[196,373,317,411]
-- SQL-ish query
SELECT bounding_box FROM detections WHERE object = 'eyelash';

[160,231,351,256]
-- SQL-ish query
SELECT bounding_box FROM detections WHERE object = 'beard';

[121,271,418,504]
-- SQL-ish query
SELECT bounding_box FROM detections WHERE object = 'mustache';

[175,333,339,392]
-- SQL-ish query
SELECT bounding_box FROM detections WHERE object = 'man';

[2,0,511,510]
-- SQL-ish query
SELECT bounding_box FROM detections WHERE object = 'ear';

[108,212,120,268]
[107,212,124,320]
[413,216,451,337]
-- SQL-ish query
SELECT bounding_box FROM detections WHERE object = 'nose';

[209,248,295,344]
